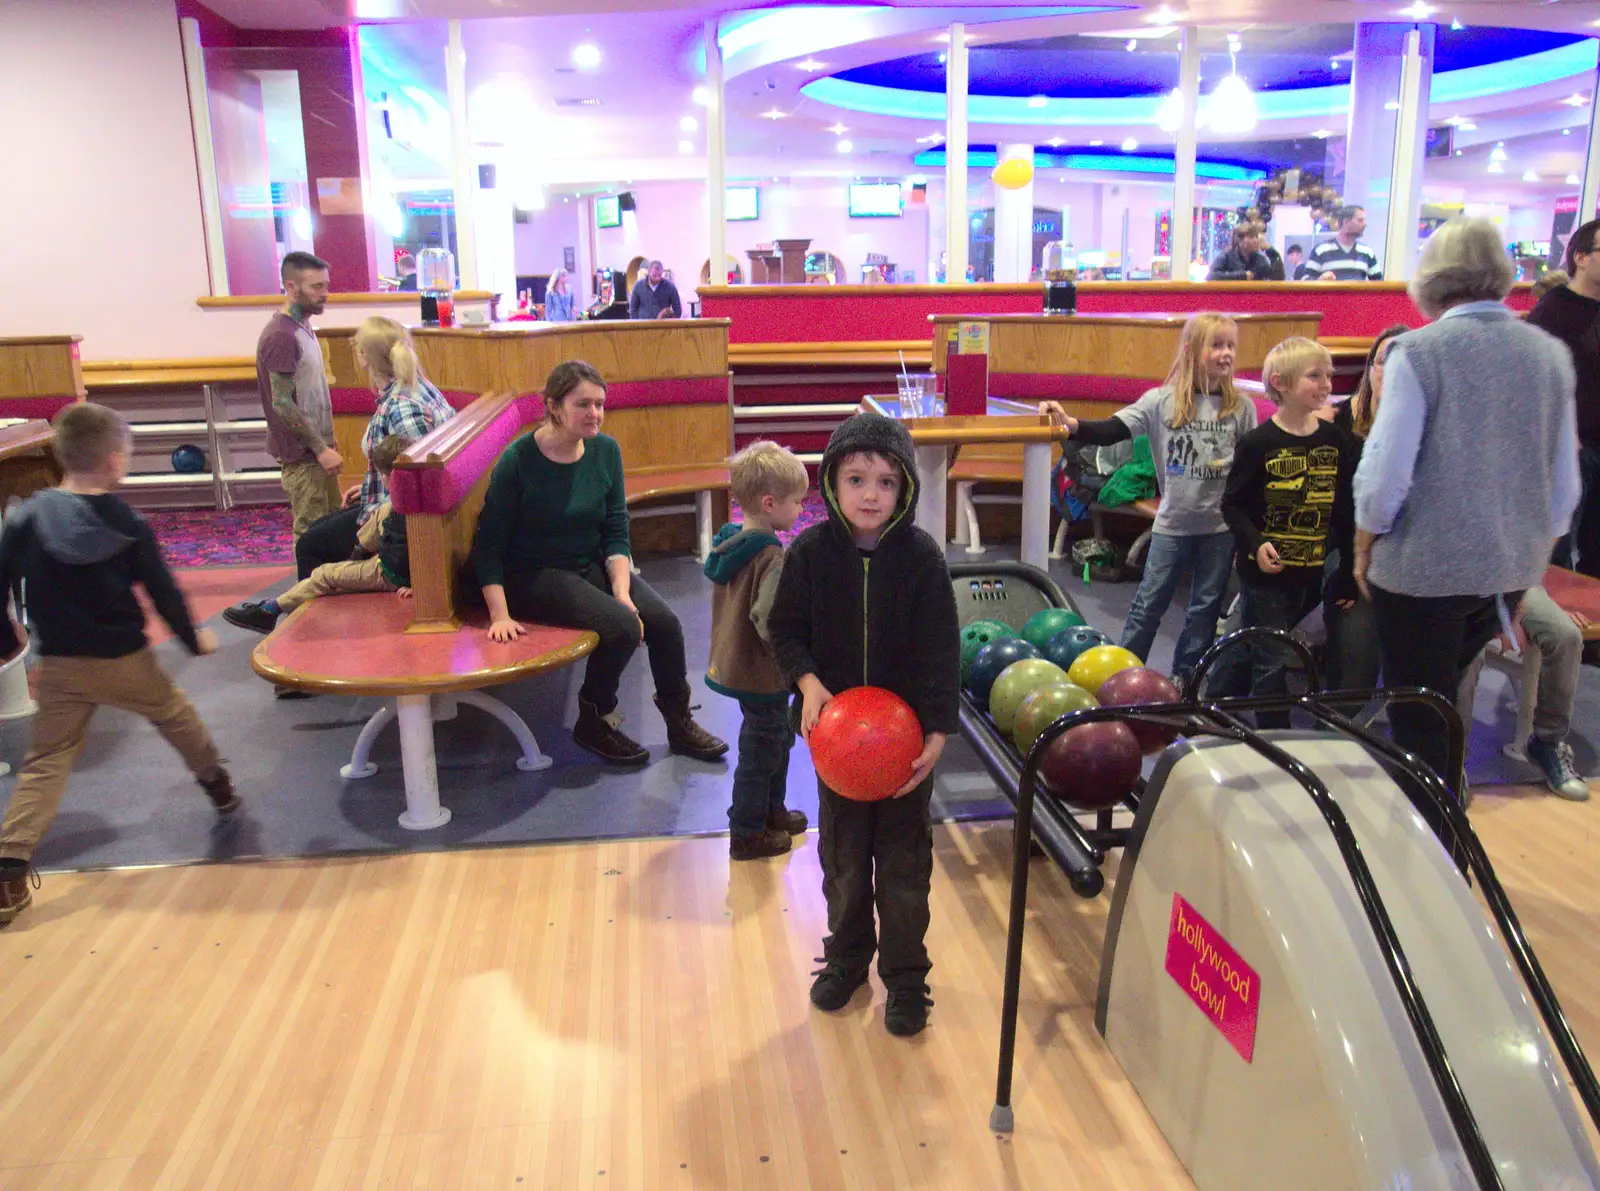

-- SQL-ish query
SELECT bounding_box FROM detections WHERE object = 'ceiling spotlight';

[1148,5,1177,21]
[795,58,826,71]
[678,139,693,154]
[1455,149,1462,156]
[692,86,709,106]
[1450,17,1463,30]
[1487,161,1504,174]
[1028,95,1048,109]
[760,107,787,120]
[1565,128,1574,135]
[827,122,849,135]
[916,133,942,143]
[1205,74,1258,134]
[1121,136,1139,152]
[1490,144,1507,162]
[1089,139,1104,147]
[1125,38,1138,52]
[1523,169,1540,182]
[1400,2,1435,17]
[1565,94,1589,107]
[1048,136,1064,147]
[1314,129,1333,139]
[1384,100,1400,111]
[1331,58,1343,69]
[1568,173,1583,185]
[837,139,853,154]
[938,52,947,63]
[572,43,601,69]
[680,115,697,132]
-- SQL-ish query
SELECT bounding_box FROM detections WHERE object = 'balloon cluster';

[1237,168,1346,232]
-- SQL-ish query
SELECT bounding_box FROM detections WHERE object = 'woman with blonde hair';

[1042,312,1257,681]
[544,269,578,322]
[225,316,456,639]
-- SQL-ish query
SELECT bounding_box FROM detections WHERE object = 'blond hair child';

[351,316,455,518]
[1041,313,1257,681]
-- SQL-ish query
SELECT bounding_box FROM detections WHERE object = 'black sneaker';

[223,601,278,635]
[274,686,313,701]
[730,828,791,861]
[809,963,869,1011]
[199,769,242,816]
[884,985,933,1037]
[767,806,808,834]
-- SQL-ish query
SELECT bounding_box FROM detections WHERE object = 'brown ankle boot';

[654,690,729,761]
[0,861,39,926]
[574,700,649,765]
[200,769,242,816]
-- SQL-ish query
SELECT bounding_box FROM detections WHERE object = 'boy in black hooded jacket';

[767,412,960,1037]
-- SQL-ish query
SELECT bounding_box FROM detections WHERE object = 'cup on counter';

[897,372,939,416]
[437,298,455,328]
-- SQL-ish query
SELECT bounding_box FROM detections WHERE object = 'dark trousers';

[1370,583,1520,788]
[296,505,361,581]
[502,563,687,714]
[1554,443,1600,579]
[1208,577,1323,729]
[817,777,934,990]
[730,699,794,837]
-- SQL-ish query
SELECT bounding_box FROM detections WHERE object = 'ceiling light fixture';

[1125,39,1138,52]
[1121,136,1139,151]
[1400,2,1435,18]
[678,139,693,154]
[1314,128,1333,138]
[1203,46,1257,135]
[572,43,601,69]
[1565,94,1589,107]
[692,86,709,106]
[795,58,826,71]
[1450,17,1464,30]
[1384,100,1400,111]
[1568,173,1582,185]
[1490,143,1507,162]
[1331,58,1343,69]
[1048,136,1064,147]
[1565,128,1573,135]
[837,139,853,154]
[1028,95,1048,109]
[760,107,787,120]
[827,122,849,135]
[1089,139,1104,147]
[1457,121,1476,131]
[1148,5,1177,22]
[1487,161,1503,174]
[1523,168,1540,182]
[916,133,942,143]
[938,52,947,63]
[680,115,697,132]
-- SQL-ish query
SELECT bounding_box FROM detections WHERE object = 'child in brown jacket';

[705,441,810,860]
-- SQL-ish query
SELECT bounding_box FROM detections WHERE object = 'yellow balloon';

[991,156,1034,191]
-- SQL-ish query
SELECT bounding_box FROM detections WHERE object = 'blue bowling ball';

[170,444,207,474]
[1042,625,1112,672]
[966,637,1041,707]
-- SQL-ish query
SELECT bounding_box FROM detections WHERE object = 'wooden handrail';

[82,356,254,372]
[908,425,1061,447]
[406,318,732,339]
[196,291,496,309]
[395,390,520,471]
[729,339,929,355]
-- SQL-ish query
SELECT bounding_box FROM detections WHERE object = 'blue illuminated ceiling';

[832,26,1590,99]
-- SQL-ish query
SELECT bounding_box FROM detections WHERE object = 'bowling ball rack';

[979,614,1600,1190]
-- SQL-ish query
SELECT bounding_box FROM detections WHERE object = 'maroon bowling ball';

[1096,666,1183,754]
[1037,721,1142,810]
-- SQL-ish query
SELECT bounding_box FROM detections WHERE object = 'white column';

[179,18,230,296]
[1170,25,1200,282]
[706,20,727,298]
[994,143,1034,283]
[1383,29,1429,280]
[1581,68,1600,222]
[445,20,478,290]
[1345,22,1435,278]
[945,22,968,284]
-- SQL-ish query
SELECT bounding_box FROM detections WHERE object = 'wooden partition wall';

[0,336,86,421]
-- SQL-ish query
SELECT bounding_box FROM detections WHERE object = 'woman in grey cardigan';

[1352,217,1581,795]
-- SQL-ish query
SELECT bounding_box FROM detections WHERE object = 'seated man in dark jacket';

[1208,221,1275,281]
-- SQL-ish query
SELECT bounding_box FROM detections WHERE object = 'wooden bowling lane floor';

[0,787,1596,1190]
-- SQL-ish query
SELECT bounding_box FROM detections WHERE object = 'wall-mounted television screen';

[726,186,760,221]
[596,194,622,229]
[849,182,903,218]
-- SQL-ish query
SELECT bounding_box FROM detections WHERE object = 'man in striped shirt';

[1305,206,1383,282]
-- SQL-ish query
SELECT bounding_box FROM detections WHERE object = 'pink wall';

[514,203,583,280]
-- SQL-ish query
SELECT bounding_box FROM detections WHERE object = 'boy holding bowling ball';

[768,413,960,1037]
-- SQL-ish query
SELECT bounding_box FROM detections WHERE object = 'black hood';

[819,412,919,544]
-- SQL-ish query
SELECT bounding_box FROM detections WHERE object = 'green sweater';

[473,432,631,585]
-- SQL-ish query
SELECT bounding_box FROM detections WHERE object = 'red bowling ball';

[1096,666,1184,754]
[1037,721,1142,810]
[810,686,925,802]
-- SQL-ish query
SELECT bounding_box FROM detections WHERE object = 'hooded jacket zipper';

[861,555,870,687]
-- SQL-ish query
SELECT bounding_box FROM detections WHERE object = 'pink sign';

[1164,893,1261,1063]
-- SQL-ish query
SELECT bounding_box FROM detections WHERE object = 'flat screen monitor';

[596,194,622,229]
[726,186,759,221]
[849,182,903,218]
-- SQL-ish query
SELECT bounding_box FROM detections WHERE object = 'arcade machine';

[952,562,1600,1191]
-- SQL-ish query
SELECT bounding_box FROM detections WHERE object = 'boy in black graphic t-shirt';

[1215,338,1357,724]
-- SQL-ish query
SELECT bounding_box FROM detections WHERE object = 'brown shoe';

[0,861,39,927]
[730,829,792,861]
[574,700,649,765]
[200,769,242,816]
[654,690,729,761]
[767,806,808,834]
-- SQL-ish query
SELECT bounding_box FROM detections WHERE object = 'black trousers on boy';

[296,505,362,580]
[1370,583,1520,791]
[817,776,934,991]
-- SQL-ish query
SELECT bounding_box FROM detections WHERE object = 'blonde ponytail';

[390,341,419,393]
[353,315,424,396]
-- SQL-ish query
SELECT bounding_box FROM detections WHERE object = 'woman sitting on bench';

[472,361,729,766]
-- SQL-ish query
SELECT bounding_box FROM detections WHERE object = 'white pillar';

[1383,29,1429,280]
[1345,22,1435,278]
[706,20,727,298]
[179,18,230,296]
[445,20,478,290]
[994,143,1034,283]
[1581,67,1600,222]
[1170,25,1200,282]
[945,23,968,284]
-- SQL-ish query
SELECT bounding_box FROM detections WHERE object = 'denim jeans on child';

[1206,578,1324,729]
[1120,531,1236,682]
[729,699,794,837]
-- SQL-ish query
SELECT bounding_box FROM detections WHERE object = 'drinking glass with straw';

[896,350,920,414]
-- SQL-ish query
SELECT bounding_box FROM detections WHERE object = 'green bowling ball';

[1020,607,1088,650]
[960,619,1018,684]
[1012,682,1100,757]
[987,658,1070,737]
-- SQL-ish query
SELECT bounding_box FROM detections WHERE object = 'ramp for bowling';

[950,563,1600,1191]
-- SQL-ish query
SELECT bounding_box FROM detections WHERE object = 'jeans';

[1206,578,1323,729]
[817,777,934,990]
[1120,531,1236,683]
[502,562,687,714]
[1371,583,1520,789]
[295,505,362,581]
[730,699,794,837]
[1554,443,1600,579]
[1457,586,1581,744]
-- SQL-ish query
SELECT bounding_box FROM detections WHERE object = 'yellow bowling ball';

[987,658,1069,737]
[1066,644,1143,696]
